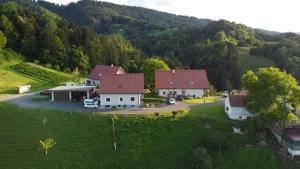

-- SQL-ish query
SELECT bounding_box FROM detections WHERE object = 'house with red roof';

[98,73,144,109]
[86,65,126,86]
[281,128,300,158]
[224,91,254,120]
[155,69,209,98]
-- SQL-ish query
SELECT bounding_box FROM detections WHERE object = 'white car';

[169,98,176,104]
[84,99,98,109]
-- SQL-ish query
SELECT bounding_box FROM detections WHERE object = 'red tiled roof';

[99,74,144,94]
[155,70,209,89]
[88,65,125,80]
[229,95,246,107]
[282,129,300,141]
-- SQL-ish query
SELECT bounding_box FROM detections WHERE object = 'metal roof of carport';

[48,86,95,92]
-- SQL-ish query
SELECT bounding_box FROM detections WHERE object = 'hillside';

[38,0,212,34]
[0,102,286,169]
[238,47,275,74]
[0,50,79,94]
[1,0,300,91]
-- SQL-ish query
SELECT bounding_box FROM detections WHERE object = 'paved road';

[0,92,224,114]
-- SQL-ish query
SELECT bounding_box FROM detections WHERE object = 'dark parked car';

[40,90,51,96]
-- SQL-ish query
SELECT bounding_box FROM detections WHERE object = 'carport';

[48,86,96,102]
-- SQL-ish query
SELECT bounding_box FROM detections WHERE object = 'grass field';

[183,97,216,104]
[0,102,285,169]
[0,61,78,94]
[238,47,275,74]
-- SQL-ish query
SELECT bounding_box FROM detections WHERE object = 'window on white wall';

[131,97,135,101]
[163,91,166,95]
[106,98,110,102]
[120,97,123,102]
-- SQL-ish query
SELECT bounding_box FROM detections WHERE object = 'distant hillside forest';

[1,0,300,91]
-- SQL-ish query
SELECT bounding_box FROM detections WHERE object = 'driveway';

[0,92,225,114]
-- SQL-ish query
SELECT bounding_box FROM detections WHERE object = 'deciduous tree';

[142,58,169,89]
[242,67,300,127]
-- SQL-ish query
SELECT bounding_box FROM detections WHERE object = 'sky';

[45,0,300,33]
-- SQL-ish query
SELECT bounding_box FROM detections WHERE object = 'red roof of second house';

[88,65,125,80]
[155,70,209,89]
[228,90,248,107]
[98,74,144,94]
[229,95,246,107]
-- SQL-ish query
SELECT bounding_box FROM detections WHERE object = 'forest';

[1,0,300,91]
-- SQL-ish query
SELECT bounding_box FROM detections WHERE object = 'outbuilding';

[224,93,254,120]
[281,129,300,158]
[48,86,95,102]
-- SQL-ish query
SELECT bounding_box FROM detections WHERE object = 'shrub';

[54,65,60,71]
[177,109,188,117]
[188,147,213,169]
[45,63,52,68]
[144,103,150,108]
[142,98,164,103]
[172,111,178,118]
[206,133,229,155]
[154,112,160,117]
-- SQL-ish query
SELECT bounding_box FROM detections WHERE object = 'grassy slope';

[238,47,275,74]
[0,61,77,94]
[0,102,285,169]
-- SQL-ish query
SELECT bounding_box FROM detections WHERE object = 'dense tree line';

[3,0,300,91]
[250,38,300,80]
[0,1,144,73]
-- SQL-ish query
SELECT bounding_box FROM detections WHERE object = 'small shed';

[48,86,95,102]
[281,129,300,158]
[18,85,31,94]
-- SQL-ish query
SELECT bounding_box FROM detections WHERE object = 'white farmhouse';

[86,65,125,86]
[98,73,144,109]
[155,70,209,98]
[224,93,254,120]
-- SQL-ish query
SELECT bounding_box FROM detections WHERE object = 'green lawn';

[0,102,285,169]
[238,47,275,74]
[183,97,216,104]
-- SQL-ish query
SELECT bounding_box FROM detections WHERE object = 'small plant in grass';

[188,147,213,169]
[112,114,118,121]
[40,138,56,155]
[154,112,160,118]
[144,103,150,108]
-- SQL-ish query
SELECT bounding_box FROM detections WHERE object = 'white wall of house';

[224,97,254,120]
[157,89,204,98]
[288,148,300,157]
[99,94,142,108]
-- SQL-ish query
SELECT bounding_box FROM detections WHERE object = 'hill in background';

[1,0,300,91]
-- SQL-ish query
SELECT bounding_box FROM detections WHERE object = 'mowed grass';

[0,61,78,94]
[183,97,216,104]
[238,47,275,74]
[0,102,285,169]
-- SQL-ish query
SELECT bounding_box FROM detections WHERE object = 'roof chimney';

[172,69,175,74]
